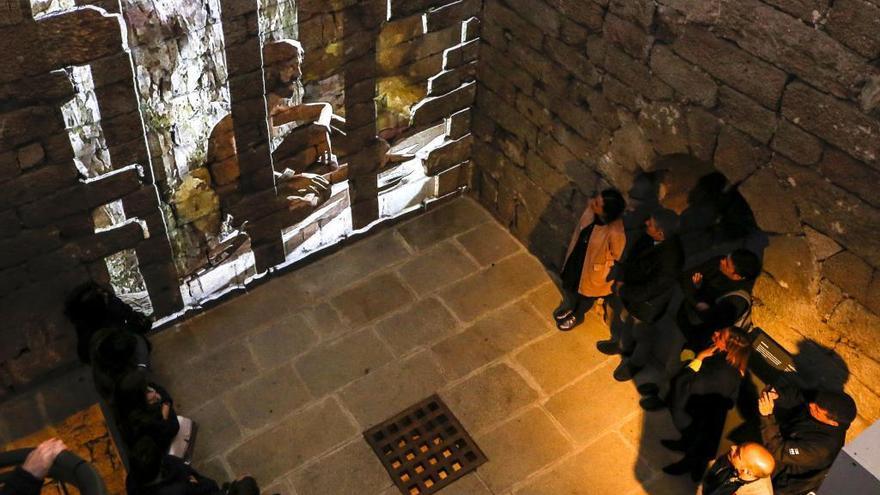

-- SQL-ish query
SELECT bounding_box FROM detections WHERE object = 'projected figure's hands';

[278,170,331,209]
[22,438,67,479]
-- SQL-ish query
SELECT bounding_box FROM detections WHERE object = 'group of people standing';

[62,284,262,495]
[554,188,857,495]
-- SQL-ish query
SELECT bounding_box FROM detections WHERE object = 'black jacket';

[700,455,747,495]
[119,383,180,453]
[618,235,684,322]
[760,384,846,495]
[0,468,42,495]
[668,353,743,431]
[677,256,752,349]
[126,455,219,495]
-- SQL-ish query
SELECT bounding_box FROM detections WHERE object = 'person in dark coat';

[90,327,146,401]
[643,326,752,480]
[677,249,761,351]
[597,208,684,381]
[0,438,67,495]
[126,437,260,495]
[699,442,775,495]
[554,189,627,331]
[115,371,180,455]
[65,282,152,365]
[758,382,856,495]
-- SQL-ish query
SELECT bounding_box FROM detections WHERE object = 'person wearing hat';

[758,381,857,495]
[598,207,684,381]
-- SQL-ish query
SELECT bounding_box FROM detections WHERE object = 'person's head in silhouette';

[719,249,761,282]
[645,208,679,242]
[589,188,626,223]
[809,391,857,428]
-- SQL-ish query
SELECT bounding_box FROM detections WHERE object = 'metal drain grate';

[364,395,487,495]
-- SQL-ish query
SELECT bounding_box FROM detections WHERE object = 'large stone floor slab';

[64,197,695,493]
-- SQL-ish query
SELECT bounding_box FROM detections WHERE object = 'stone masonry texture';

[471,0,880,430]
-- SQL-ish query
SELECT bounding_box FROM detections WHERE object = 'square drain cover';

[364,395,487,495]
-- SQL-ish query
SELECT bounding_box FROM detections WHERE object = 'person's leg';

[557,295,595,331]
[554,288,578,319]
[614,316,651,381]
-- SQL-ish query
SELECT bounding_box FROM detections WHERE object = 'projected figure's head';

[263,39,304,98]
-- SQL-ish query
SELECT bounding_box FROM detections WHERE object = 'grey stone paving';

[0,196,696,494]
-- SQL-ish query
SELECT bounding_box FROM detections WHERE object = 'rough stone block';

[544,36,601,86]
[247,313,317,369]
[762,234,817,299]
[226,399,358,482]
[650,44,717,107]
[603,12,653,61]
[337,350,448,428]
[430,61,477,96]
[610,0,656,28]
[514,314,610,393]
[546,0,606,32]
[433,297,549,377]
[771,120,824,166]
[761,0,830,24]
[474,407,573,493]
[290,441,391,495]
[398,241,479,296]
[828,299,880,362]
[822,250,873,302]
[739,167,801,234]
[686,106,720,162]
[330,273,415,326]
[672,25,787,109]
[544,360,642,443]
[424,135,473,175]
[425,0,480,33]
[818,148,880,208]
[440,363,539,434]
[16,143,44,169]
[515,432,653,495]
[603,45,674,102]
[715,85,777,144]
[714,126,771,183]
[374,297,459,356]
[411,81,476,128]
[715,0,870,99]
[639,101,691,156]
[775,156,880,268]
[226,362,313,430]
[826,0,880,59]
[504,0,561,36]
[782,82,880,164]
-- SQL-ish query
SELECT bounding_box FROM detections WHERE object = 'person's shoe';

[662,458,695,476]
[637,382,660,396]
[557,314,582,331]
[613,361,642,382]
[596,339,621,355]
[640,395,666,411]
[660,438,688,452]
[553,307,573,321]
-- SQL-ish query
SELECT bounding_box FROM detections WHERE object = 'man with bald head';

[699,442,776,495]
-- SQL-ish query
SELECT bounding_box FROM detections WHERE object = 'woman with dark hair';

[554,188,627,331]
[643,327,752,480]
[90,327,143,401]
[114,371,180,455]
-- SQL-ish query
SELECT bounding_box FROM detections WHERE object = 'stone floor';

[147,197,695,494]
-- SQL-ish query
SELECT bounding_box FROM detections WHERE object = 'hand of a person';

[161,403,171,420]
[695,302,711,312]
[21,438,67,479]
[696,345,719,362]
[758,391,776,416]
[762,386,780,401]
[280,172,331,208]
[692,272,703,287]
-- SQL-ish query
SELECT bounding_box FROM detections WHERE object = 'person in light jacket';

[553,189,626,331]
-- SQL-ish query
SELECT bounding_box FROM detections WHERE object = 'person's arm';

[1,439,68,495]
[758,392,835,474]
[0,468,43,495]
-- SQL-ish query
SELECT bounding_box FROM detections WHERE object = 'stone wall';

[471,0,880,432]
[0,0,479,396]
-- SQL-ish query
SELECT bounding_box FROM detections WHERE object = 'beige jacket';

[564,207,626,297]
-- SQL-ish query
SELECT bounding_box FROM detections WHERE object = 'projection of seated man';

[205,40,345,257]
